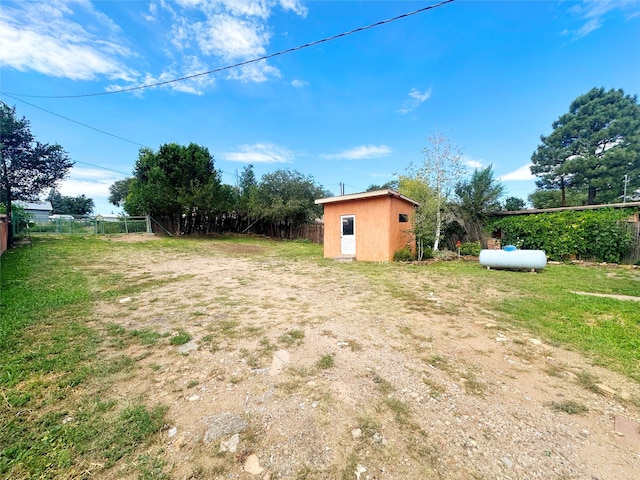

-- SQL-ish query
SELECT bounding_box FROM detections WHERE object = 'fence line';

[622,222,640,264]
[0,214,7,256]
[14,216,151,236]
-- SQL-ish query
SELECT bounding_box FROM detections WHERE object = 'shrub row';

[490,208,635,263]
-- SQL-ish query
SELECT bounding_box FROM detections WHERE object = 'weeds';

[576,370,601,393]
[317,354,335,370]
[279,329,305,345]
[548,401,589,415]
[372,374,394,395]
[169,330,192,346]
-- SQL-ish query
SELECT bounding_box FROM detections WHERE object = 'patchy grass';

[372,374,395,395]
[169,330,192,346]
[2,234,639,479]
[576,370,601,393]
[278,329,305,346]
[317,354,335,370]
[0,237,168,479]
[547,400,589,415]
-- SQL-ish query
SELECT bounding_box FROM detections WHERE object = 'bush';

[459,241,481,256]
[491,208,634,262]
[393,247,415,262]
[434,250,458,261]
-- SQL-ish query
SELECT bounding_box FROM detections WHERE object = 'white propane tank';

[479,246,547,271]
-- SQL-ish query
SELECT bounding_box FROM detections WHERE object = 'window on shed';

[399,214,409,222]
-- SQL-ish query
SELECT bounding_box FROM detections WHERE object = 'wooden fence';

[294,224,324,244]
[621,222,640,264]
[0,214,7,256]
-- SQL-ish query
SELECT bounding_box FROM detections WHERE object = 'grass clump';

[372,374,394,395]
[576,370,601,393]
[278,329,305,345]
[169,330,192,346]
[317,354,335,370]
[547,400,589,415]
[384,398,412,425]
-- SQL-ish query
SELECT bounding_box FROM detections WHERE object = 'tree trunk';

[433,206,441,252]
[1,156,12,248]
[560,177,566,207]
[587,186,597,205]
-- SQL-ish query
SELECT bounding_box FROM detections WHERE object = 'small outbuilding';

[15,201,54,224]
[315,189,419,261]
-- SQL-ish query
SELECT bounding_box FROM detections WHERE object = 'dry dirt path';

[88,239,640,479]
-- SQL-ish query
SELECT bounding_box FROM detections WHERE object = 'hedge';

[490,208,634,263]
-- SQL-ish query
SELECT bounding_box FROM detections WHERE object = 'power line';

[5,0,455,99]
[1,92,147,147]
[1,93,269,180]
[73,161,131,176]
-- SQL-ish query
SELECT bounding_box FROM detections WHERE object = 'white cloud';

[499,164,535,181]
[321,145,392,160]
[161,0,306,85]
[107,55,216,95]
[396,87,432,115]
[1,0,308,91]
[291,79,308,88]
[462,156,484,170]
[194,14,269,60]
[0,1,136,81]
[566,0,639,38]
[279,0,308,17]
[57,167,119,198]
[222,143,294,163]
[227,60,281,83]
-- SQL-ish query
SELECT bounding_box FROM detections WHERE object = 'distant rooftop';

[490,201,640,216]
[15,201,53,211]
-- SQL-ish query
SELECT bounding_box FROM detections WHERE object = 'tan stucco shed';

[315,189,419,262]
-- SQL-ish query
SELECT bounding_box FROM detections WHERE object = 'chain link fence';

[14,216,151,236]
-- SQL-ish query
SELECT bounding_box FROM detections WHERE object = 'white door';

[340,215,356,255]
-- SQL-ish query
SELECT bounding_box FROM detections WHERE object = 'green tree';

[126,143,221,234]
[530,87,640,205]
[1,103,73,246]
[503,196,526,211]
[397,174,437,260]
[108,178,134,208]
[236,165,258,230]
[527,189,587,209]
[47,189,94,216]
[454,166,504,241]
[365,181,398,192]
[251,169,328,238]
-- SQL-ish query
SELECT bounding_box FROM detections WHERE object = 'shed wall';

[322,196,415,261]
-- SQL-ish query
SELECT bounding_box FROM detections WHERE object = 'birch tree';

[418,132,464,251]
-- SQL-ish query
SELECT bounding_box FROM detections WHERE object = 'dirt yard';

[90,236,640,479]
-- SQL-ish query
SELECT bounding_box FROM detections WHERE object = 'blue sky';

[1,0,639,215]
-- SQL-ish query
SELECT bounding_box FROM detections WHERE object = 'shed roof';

[15,201,53,211]
[315,189,420,206]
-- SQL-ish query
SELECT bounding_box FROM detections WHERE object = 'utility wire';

[73,161,131,176]
[1,92,147,147]
[1,93,260,180]
[5,0,455,99]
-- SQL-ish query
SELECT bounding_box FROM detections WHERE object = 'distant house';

[315,189,419,262]
[15,201,54,224]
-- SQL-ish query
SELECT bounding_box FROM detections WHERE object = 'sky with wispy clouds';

[1,0,638,213]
